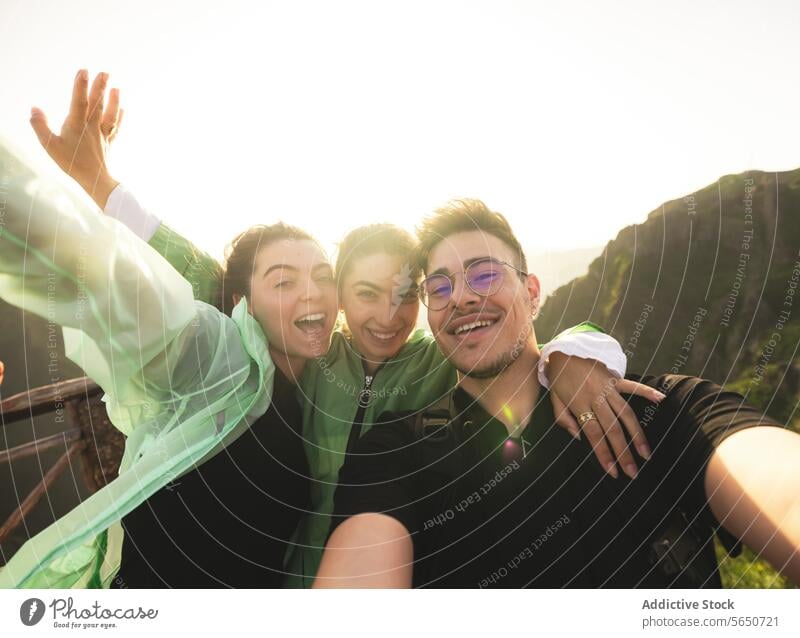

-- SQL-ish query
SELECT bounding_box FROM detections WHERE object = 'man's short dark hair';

[415,199,528,274]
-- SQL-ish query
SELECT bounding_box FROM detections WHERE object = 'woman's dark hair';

[219,222,316,315]
[335,223,421,293]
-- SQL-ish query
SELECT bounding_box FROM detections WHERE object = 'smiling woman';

[335,224,421,374]
[112,220,321,588]
[220,223,338,379]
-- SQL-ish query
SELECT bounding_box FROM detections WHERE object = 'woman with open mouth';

[0,140,339,587]
[0,70,657,588]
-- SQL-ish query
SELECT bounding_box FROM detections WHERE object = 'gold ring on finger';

[578,411,598,427]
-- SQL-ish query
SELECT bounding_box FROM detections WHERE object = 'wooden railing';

[0,377,125,545]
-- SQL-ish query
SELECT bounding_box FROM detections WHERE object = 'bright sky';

[2,0,799,264]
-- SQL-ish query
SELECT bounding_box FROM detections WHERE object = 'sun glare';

[1,0,798,266]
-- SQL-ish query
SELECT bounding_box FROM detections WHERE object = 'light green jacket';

[0,141,273,588]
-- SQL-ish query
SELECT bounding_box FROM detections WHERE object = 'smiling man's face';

[425,230,540,378]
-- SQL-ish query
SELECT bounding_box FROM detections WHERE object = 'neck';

[268,346,305,384]
[363,358,383,376]
[349,337,390,376]
[458,344,542,437]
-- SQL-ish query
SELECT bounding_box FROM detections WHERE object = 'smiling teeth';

[454,319,495,335]
[297,313,325,322]
[369,329,398,340]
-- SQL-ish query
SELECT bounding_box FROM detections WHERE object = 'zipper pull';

[358,375,374,408]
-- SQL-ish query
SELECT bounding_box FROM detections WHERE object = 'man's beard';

[455,321,532,379]
[458,348,519,379]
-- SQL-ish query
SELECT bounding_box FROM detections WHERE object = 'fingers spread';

[87,72,109,125]
[30,107,57,151]
[593,396,638,479]
[615,379,666,403]
[101,87,120,137]
[580,418,618,478]
[67,69,89,127]
[608,390,651,460]
[108,108,124,143]
[550,393,581,440]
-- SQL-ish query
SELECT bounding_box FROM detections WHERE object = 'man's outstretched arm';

[314,416,419,588]
[705,425,800,584]
[314,514,413,588]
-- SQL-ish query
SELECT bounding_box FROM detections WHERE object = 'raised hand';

[29,69,123,208]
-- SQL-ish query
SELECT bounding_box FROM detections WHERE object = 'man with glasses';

[314,198,800,588]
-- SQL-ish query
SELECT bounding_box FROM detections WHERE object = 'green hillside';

[537,168,800,587]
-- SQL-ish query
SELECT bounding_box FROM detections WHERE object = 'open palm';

[29,69,122,208]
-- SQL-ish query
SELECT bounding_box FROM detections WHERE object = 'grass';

[716,539,795,589]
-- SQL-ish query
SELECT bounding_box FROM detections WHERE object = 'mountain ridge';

[537,166,800,428]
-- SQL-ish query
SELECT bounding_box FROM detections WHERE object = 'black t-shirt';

[114,368,310,588]
[331,374,777,588]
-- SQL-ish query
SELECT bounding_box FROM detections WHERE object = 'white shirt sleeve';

[104,184,161,241]
[538,331,627,389]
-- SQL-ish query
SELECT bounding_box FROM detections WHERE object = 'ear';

[525,273,541,315]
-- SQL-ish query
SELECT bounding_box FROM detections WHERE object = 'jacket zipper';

[345,364,383,455]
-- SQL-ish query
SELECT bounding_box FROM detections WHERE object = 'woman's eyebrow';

[263,264,298,278]
[351,281,383,292]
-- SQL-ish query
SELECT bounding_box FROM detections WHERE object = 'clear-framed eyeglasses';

[419,258,528,310]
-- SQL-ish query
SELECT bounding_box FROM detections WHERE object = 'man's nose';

[449,274,481,310]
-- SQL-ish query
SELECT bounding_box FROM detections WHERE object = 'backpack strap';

[411,393,457,442]
[405,392,469,488]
